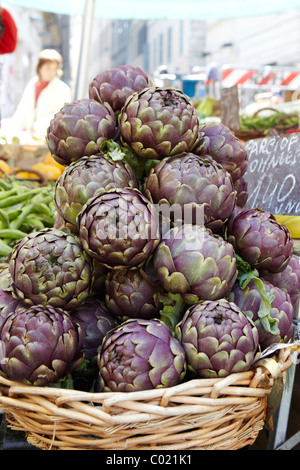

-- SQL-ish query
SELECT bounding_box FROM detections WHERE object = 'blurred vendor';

[11,49,71,141]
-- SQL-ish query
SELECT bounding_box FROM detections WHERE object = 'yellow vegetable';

[275,215,300,239]
[32,163,63,180]
[0,160,11,176]
[43,152,65,172]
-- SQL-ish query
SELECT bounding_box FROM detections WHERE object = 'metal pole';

[74,0,95,100]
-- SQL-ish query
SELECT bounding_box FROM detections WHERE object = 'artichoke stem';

[159,292,187,333]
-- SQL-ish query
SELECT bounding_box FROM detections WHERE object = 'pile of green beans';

[0,177,56,258]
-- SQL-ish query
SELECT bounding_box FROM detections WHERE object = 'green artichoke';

[98,318,186,392]
[105,267,163,319]
[77,187,160,269]
[227,208,293,274]
[9,228,93,310]
[54,153,138,228]
[71,296,117,364]
[144,153,237,233]
[195,122,248,182]
[0,305,82,386]
[228,279,294,350]
[46,99,117,166]
[89,64,155,113]
[119,87,200,160]
[176,298,260,378]
[152,224,237,304]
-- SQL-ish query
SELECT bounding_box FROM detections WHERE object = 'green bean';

[0,209,10,228]
[0,188,17,201]
[0,239,12,256]
[23,216,45,228]
[0,187,45,209]
[0,228,28,239]
[7,208,22,221]
[10,204,36,230]
[0,179,13,191]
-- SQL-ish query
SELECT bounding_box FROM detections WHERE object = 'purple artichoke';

[0,305,82,386]
[98,318,186,392]
[144,153,237,232]
[105,268,163,319]
[0,289,22,331]
[262,255,300,307]
[46,99,117,166]
[77,187,160,269]
[176,299,260,378]
[119,87,200,160]
[9,228,94,310]
[89,64,155,113]
[234,176,248,208]
[229,279,294,350]
[227,208,293,274]
[152,224,237,304]
[71,296,117,363]
[195,122,248,182]
[54,153,138,228]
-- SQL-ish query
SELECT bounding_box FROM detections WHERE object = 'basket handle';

[273,113,299,128]
[11,168,48,186]
[253,107,280,117]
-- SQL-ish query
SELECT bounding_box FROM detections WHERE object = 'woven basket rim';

[0,342,298,450]
[0,342,296,400]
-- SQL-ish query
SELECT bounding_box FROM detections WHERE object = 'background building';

[2,6,300,119]
[86,18,207,98]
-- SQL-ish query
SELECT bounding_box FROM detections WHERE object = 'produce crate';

[0,344,298,451]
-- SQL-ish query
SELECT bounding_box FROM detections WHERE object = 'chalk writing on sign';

[244,133,300,215]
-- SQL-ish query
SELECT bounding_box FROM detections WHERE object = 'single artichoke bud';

[0,305,82,386]
[78,187,160,269]
[89,65,155,113]
[144,153,237,233]
[98,318,186,392]
[54,153,138,228]
[176,299,260,378]
[227,208,293,274]
[233,176,248,208]
[152,224,237,304]
[9,228,93,310]
[71,296,117,364]
[105,268,164,319]
[195,122,248,182]
[262,256,300,307]
[46,99,117,166]
[228,279,294,350]
[119,87,200,160]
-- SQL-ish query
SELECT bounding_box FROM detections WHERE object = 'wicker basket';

[235,108,300,141]
[0,344,298,451]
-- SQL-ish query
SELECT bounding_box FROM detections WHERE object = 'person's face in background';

[38,61,58,82]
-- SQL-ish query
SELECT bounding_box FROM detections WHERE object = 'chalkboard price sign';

[243,133,300,215]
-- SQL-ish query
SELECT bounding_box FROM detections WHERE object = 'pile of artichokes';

[0,64,298,393]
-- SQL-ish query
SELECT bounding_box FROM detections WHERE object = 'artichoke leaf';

[99,139,147,179]
[235,254,280,336]
[159,292,187,333]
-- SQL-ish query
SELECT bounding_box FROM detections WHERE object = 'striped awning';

[221,66,300,89]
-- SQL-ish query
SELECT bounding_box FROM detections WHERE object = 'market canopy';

[3,0,300,20]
